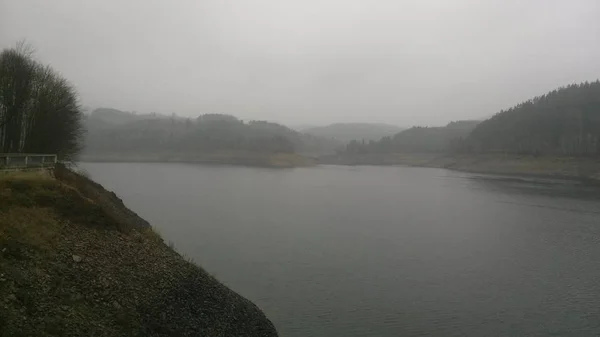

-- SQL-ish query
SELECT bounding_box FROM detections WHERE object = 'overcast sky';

[2,0,600,126]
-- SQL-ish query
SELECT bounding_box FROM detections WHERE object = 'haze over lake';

[82,163,600,337]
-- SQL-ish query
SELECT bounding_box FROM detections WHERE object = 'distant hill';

[88,108,159,125]
[83,109,340,163]
[343,120,479,154]
[302,123,404,143]
[466,80,600,156]
[339,81,600,157]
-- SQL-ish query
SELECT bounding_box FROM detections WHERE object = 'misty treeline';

[0,43,83,159]
[467,81,600,156]
[84,110,340,155]
[342,81,600,157]
[302,123,404,143]
[344,120,479,154]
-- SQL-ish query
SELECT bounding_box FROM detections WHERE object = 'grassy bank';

[0,166,278,337]
[429,154,600,181]
[80,151,316,168]
[320,153,600,181]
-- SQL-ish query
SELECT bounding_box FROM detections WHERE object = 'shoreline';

[318,153,600,183]
[81,153,600,183]
[80,152,317,168]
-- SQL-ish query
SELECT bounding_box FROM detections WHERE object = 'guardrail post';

[24,155,28,167]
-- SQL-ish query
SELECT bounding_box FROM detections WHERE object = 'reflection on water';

[466,174,600,199]
[82,163,600,337]
[462,173,600,215]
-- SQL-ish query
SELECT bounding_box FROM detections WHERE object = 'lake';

[81,162,600,337]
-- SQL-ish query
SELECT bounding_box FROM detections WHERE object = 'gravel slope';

[0,167,278,337]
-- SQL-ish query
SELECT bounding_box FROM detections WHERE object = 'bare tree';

[0,42,36,151]
[0,43,83,159]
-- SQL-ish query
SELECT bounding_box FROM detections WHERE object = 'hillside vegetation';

[466,81,600,156]
[325,81,600,179]
[84,109,339,165]
[342,120,479,154]
[334,81,600,159]
[0,165,278,337]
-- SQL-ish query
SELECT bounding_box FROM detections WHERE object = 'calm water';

[81,163,600,337]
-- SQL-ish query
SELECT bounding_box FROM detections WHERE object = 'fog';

[2,0,599,126]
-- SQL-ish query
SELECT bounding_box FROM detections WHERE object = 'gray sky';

[2,0,600,126]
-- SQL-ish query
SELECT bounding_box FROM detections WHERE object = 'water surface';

[82,163,600,337]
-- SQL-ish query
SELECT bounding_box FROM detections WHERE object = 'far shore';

[319,153,600,182]
[81,152,600,182]
[79,152,317,168]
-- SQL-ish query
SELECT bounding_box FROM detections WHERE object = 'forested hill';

[337,80,600,158]
[343,120,479,154]
[301,123,404,143]
[465,81,600,156]
[88,108,182,125]
[84,109,340,157]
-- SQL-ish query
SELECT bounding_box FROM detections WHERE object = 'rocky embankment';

[0,165,278,337]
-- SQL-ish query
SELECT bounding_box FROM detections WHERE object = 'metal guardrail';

[0,153,58,171]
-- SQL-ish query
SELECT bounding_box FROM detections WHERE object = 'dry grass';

[0,169,53,180]
[0,207,62,254]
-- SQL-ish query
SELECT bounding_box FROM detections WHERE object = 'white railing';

[0,153,58,170]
